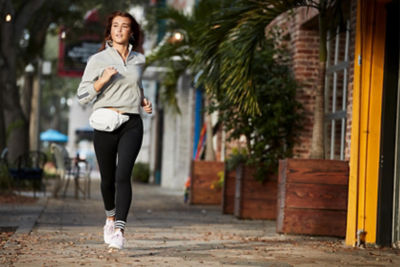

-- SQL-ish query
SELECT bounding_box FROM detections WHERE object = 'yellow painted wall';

[346,0,388,246]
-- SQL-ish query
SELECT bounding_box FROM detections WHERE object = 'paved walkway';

[2,180,400,266]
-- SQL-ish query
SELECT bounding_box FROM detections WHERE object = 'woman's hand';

[141,98,152,114]
[94,67,118,92]
[101,67,118,82]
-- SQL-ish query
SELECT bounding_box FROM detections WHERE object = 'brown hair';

[99,11,141,51]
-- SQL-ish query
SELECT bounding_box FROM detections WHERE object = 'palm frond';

[196,0,303,115]
[147,0,229,110]
[156,6,193,32]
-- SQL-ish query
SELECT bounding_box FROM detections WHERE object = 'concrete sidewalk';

[1,180,400,266]
[0,197,47,236]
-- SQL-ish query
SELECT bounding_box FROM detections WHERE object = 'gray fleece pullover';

[76,43,145,114]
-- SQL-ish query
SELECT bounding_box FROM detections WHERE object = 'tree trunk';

[1,9,28,163]
[21,73,34,122]
[1,70,29,163]
[310,61,326,159]
[29,75,41,151]
[0,0,46,163]
[310,12,328,159]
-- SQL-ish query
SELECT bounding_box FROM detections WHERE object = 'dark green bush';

[131,162,150,183]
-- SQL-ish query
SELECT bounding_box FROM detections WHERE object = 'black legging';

[93,114,143,224]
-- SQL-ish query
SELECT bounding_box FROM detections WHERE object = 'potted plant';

[189,160,224,205]
[216,46,302,220]
[196,0,350,236]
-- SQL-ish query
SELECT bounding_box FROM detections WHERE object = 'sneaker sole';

[108,243,123,249]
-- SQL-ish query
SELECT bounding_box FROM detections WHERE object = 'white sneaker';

[108,230,125,249]
[103,220,114,244]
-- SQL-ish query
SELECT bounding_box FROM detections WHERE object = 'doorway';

[378,0,399,247]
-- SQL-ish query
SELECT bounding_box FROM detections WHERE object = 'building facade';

[278,0,399,247]
[346,0,399,247]
[149,0,400,247]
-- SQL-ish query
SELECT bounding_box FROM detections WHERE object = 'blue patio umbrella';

[40,129,68,143]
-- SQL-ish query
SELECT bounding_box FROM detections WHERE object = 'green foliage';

[211,170,224,190]
[196,0,346,116]
[131,162,150,183]
[146,0,230,110]
[149,1,303,179]
[225,148,248,172]
[195,0,297,115]
[218,44,303,181]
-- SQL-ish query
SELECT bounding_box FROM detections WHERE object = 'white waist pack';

[89,108,129,132]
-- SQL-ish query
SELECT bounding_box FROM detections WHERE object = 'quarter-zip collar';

[106,41,133,66]
[104,41,145,68]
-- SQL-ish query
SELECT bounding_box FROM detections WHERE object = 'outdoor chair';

[7,150,47,197]
[62,158,91,199]
[51,144,91,199]
[50,143,71,198]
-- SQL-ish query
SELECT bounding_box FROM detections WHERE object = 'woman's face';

[110,16,132,45]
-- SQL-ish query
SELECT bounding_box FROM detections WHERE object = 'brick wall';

[223,1,358,162]
[269,2,357,160]
[286,7,320,159]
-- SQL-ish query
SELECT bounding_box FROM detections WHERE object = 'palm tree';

[196,0,345,159]
[147,0,231,108]
[147,0,231,161]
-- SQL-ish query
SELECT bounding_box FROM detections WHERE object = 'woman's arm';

[138,68,152,114]
[77,57,101,105]
[136,56,152,114]
[77,57,117,105]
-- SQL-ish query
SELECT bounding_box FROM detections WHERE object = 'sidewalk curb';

[4,197,48,248]
[16,197,48,234]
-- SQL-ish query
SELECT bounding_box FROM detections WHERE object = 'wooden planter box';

[277,158,349,237]
[222,167,236,214]
[234,164,277,220]
[190,160,224,205]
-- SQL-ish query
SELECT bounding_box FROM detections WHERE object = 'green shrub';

[215,44,303,181]
[225,148,248,172]
[131,162,150,183]
[211,170,224,190]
